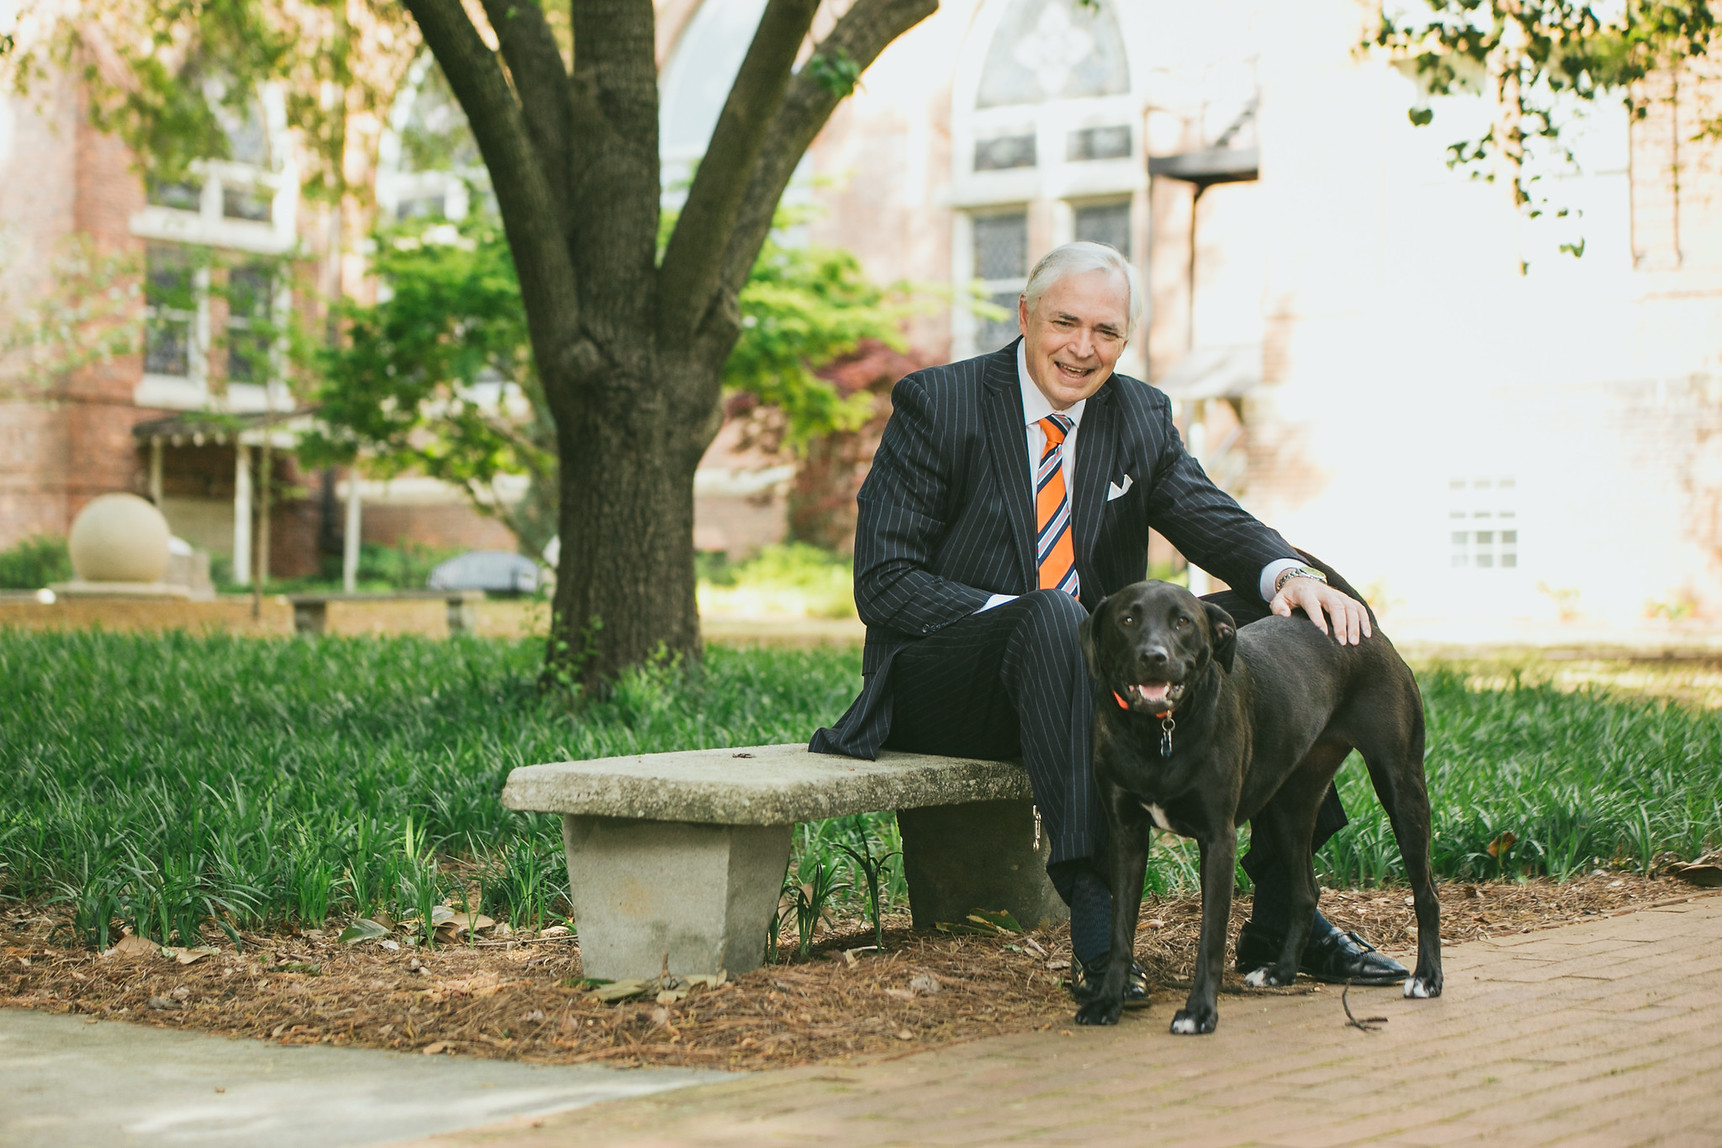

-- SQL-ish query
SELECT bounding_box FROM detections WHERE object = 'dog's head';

[1079,580,1237,715]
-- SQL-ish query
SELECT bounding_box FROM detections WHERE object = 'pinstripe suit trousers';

[881,589,1102,866]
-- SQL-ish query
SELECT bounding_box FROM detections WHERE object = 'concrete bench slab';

[501,745,1066,980]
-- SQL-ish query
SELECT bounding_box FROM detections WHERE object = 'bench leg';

[896,799,1069,932]
[561,815,791,980]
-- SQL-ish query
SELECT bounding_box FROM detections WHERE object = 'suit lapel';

[1072,379,1116,586]
[981,344,1036,590]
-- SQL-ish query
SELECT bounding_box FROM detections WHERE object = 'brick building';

[6,0,1721,626]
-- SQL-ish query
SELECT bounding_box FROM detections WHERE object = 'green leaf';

[337,918,389,944]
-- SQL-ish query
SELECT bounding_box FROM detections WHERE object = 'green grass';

[0,631,870,948]
[1,633,1717,951]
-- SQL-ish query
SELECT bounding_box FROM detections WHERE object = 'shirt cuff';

[978,593,1018,613]
[1260,559,1303,602]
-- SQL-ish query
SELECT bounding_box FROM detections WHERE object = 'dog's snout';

[1139,643,1170,667]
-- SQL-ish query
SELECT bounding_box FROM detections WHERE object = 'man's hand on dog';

[1270,579,1372,646]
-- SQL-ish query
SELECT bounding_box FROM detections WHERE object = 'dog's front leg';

[1074,799,1151,1027]
[1173,826,1237,1035]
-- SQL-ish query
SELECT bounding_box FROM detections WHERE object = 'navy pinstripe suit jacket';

[810,339,1298,760]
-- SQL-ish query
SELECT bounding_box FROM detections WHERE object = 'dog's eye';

[1121,614,1136,628]
[1175,616,1190,628]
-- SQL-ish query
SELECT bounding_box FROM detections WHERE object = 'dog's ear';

[1078,602,1102,681]
[1203,600,1238,672]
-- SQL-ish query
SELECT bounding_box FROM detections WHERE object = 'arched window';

[949,0,1146,364]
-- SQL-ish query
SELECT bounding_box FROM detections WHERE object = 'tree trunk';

[403,0,939,691]
[546,362,715,687]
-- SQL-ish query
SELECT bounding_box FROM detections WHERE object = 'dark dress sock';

[1048,858,1112,967]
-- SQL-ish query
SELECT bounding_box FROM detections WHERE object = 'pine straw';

[2,873,1711,1072]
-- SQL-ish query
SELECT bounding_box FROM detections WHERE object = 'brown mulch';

[3,872,1713,1072]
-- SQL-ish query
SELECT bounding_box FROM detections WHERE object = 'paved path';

[0,1009,723,1148]
[395,893,1722,1148]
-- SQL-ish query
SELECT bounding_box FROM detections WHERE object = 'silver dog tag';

[1159,716,1175,757]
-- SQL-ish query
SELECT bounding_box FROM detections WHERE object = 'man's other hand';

[1270,578,1372,646]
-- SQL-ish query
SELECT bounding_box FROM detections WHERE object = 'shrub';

[0,534,72,590]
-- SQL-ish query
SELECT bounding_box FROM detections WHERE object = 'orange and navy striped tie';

[1036,413,1079,598]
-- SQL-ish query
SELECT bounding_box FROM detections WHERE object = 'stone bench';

[286,590,485,636]
[500,744,1066,980]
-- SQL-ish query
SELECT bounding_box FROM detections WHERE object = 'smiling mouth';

[1053,360,1096,381]
[1126,681,1185,708]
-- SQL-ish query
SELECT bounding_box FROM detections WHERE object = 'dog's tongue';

[1136,682,1172,704]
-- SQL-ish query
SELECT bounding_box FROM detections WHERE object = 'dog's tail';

[1293,548,1379,630]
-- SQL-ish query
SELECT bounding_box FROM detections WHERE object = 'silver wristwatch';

[1273,565,1329,595]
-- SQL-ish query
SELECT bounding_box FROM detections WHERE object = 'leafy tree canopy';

[304,202,916,558]
[1374,1,1718,216]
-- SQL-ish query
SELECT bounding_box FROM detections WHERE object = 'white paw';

[1171,1016,1198,1034]
[1404,977,1433,999]
[1243,968,1270,988]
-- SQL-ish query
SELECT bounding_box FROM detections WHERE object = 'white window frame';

[130,83,296,413]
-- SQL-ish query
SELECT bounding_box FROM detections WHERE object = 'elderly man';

[810,241,1405,995]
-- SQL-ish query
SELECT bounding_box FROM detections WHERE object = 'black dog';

[1074,575,1442,1033]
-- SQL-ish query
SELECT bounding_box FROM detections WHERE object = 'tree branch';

[656,0,821,347]
[404,0,584,391]
[480,0,576,228]
[698,0,938,373]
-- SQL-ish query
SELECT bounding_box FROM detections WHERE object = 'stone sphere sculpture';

[68,493,172,584]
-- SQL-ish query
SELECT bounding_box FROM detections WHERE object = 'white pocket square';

[1106,475,1134,502]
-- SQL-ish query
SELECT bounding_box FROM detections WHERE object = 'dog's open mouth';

[1126,681,1185,708]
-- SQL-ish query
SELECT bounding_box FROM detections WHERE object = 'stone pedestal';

[897,799,1068,931]
[561,815,792,980]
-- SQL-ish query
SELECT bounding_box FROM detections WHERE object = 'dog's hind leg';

[1356,701,1442,999]
[1172,827,1236,1035]
[1242,752,1343,989]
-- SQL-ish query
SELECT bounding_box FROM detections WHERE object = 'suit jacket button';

[922,625,930,633]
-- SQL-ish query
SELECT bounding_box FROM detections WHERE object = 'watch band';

[1274,565,1329,595]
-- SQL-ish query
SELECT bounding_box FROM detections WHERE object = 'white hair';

[1022,241,1143,337]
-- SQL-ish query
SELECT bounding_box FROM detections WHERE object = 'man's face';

[1018,268,1131,411]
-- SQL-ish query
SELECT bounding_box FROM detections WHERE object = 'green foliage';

[697,543,858,620]
[302,212,556,554]
[7,633,1713,951]
[0,535,71,590]
[1373,1,1718,219]
[6,1,416,204]
[807,48,862,97]
[0,631,864,944]
[728,230,915,451]
[310,209,913,555]
[0,236,142,387]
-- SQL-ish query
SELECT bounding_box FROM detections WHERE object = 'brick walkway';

[396,894,1722,1148]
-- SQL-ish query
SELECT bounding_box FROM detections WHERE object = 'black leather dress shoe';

[1235,917,1408,985]
[1073,957,1152,1006]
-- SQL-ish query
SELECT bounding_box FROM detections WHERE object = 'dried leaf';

[421,1041,448,1055]
[1669,863,1722,888]
[103,935,159,959]
[586,979,652,1003]
[163,946,218,965]
[337,919,389,945]
[908,973,941,995]
[1486,831,1518,859]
